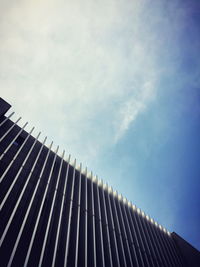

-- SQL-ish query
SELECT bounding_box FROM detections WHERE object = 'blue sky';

[0,0,200,250]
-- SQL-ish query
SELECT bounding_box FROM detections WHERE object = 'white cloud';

[114,79,156,142]
[0,0,184,166]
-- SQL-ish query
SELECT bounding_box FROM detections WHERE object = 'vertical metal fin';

[5,134,46,267]
[0,111,15,127]
[0,116,22,142]
[51,154,71,267]
[23,141,54,267]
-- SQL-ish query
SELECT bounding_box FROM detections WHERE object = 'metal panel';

[4,134,45,267]
[115,197,135,267]
[0,117,21,143]
[84,169,88,267]
[0,127,35,200]
[64,159,76,267]
[110,192,127,267]
[160,230,181,266]
[121,201,140,267]
[74,163,82,267]
[90,174,97,267]
[0,121,28,161]
[139,213,159,267]
[51,155,71,267]
[151,222,173,266]
[125,204,145,267]
[38,150,65,267]
[134,210,155,266]
[144,217,166,267]
[0,112,14,127]
[130,205,151,267]
[99,180,113,267]
[0,126,35,183]
[168,235,184,266]
[23,142,55,266]
[104,184,120,267]
[95,179,105,267]
[0,132,42,247]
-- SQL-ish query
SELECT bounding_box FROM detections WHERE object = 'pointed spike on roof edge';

[55,145,59,154]
[141,211,145,217]
[73,158,76,167]
[137,207,141,214]
[68,154,71,163]
[37,131,41,137]
[96,175,99,183]
[79,162,82,172]
[132,203,136,210]
[86,169,90,179]
[87,170,90,179]
[92,175,97,183]
[95,175,99,184]
[118,194,122,201]
[85,167,88,176]
[48,141,53,150]
[146,215,150,221]
[106,183,110,191]
[62,150,65,158]
[97,178,101,186]
[123,197,127,204]
[59,149,65,158]
[103,182,107,190]
[151,217,165,229]
[77,162,81,172]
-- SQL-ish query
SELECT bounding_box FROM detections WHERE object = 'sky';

[0,0,200,250]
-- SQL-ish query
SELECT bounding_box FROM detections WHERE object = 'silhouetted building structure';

[0,97,200,267]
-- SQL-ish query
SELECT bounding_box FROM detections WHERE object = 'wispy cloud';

[114,80,156,142]
[0,0,187,165]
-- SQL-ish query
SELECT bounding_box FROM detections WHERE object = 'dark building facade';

[0,97,199,267]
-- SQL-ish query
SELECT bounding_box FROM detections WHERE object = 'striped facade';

[0,98,199,267]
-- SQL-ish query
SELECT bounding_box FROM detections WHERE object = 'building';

[0,97,199,267]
